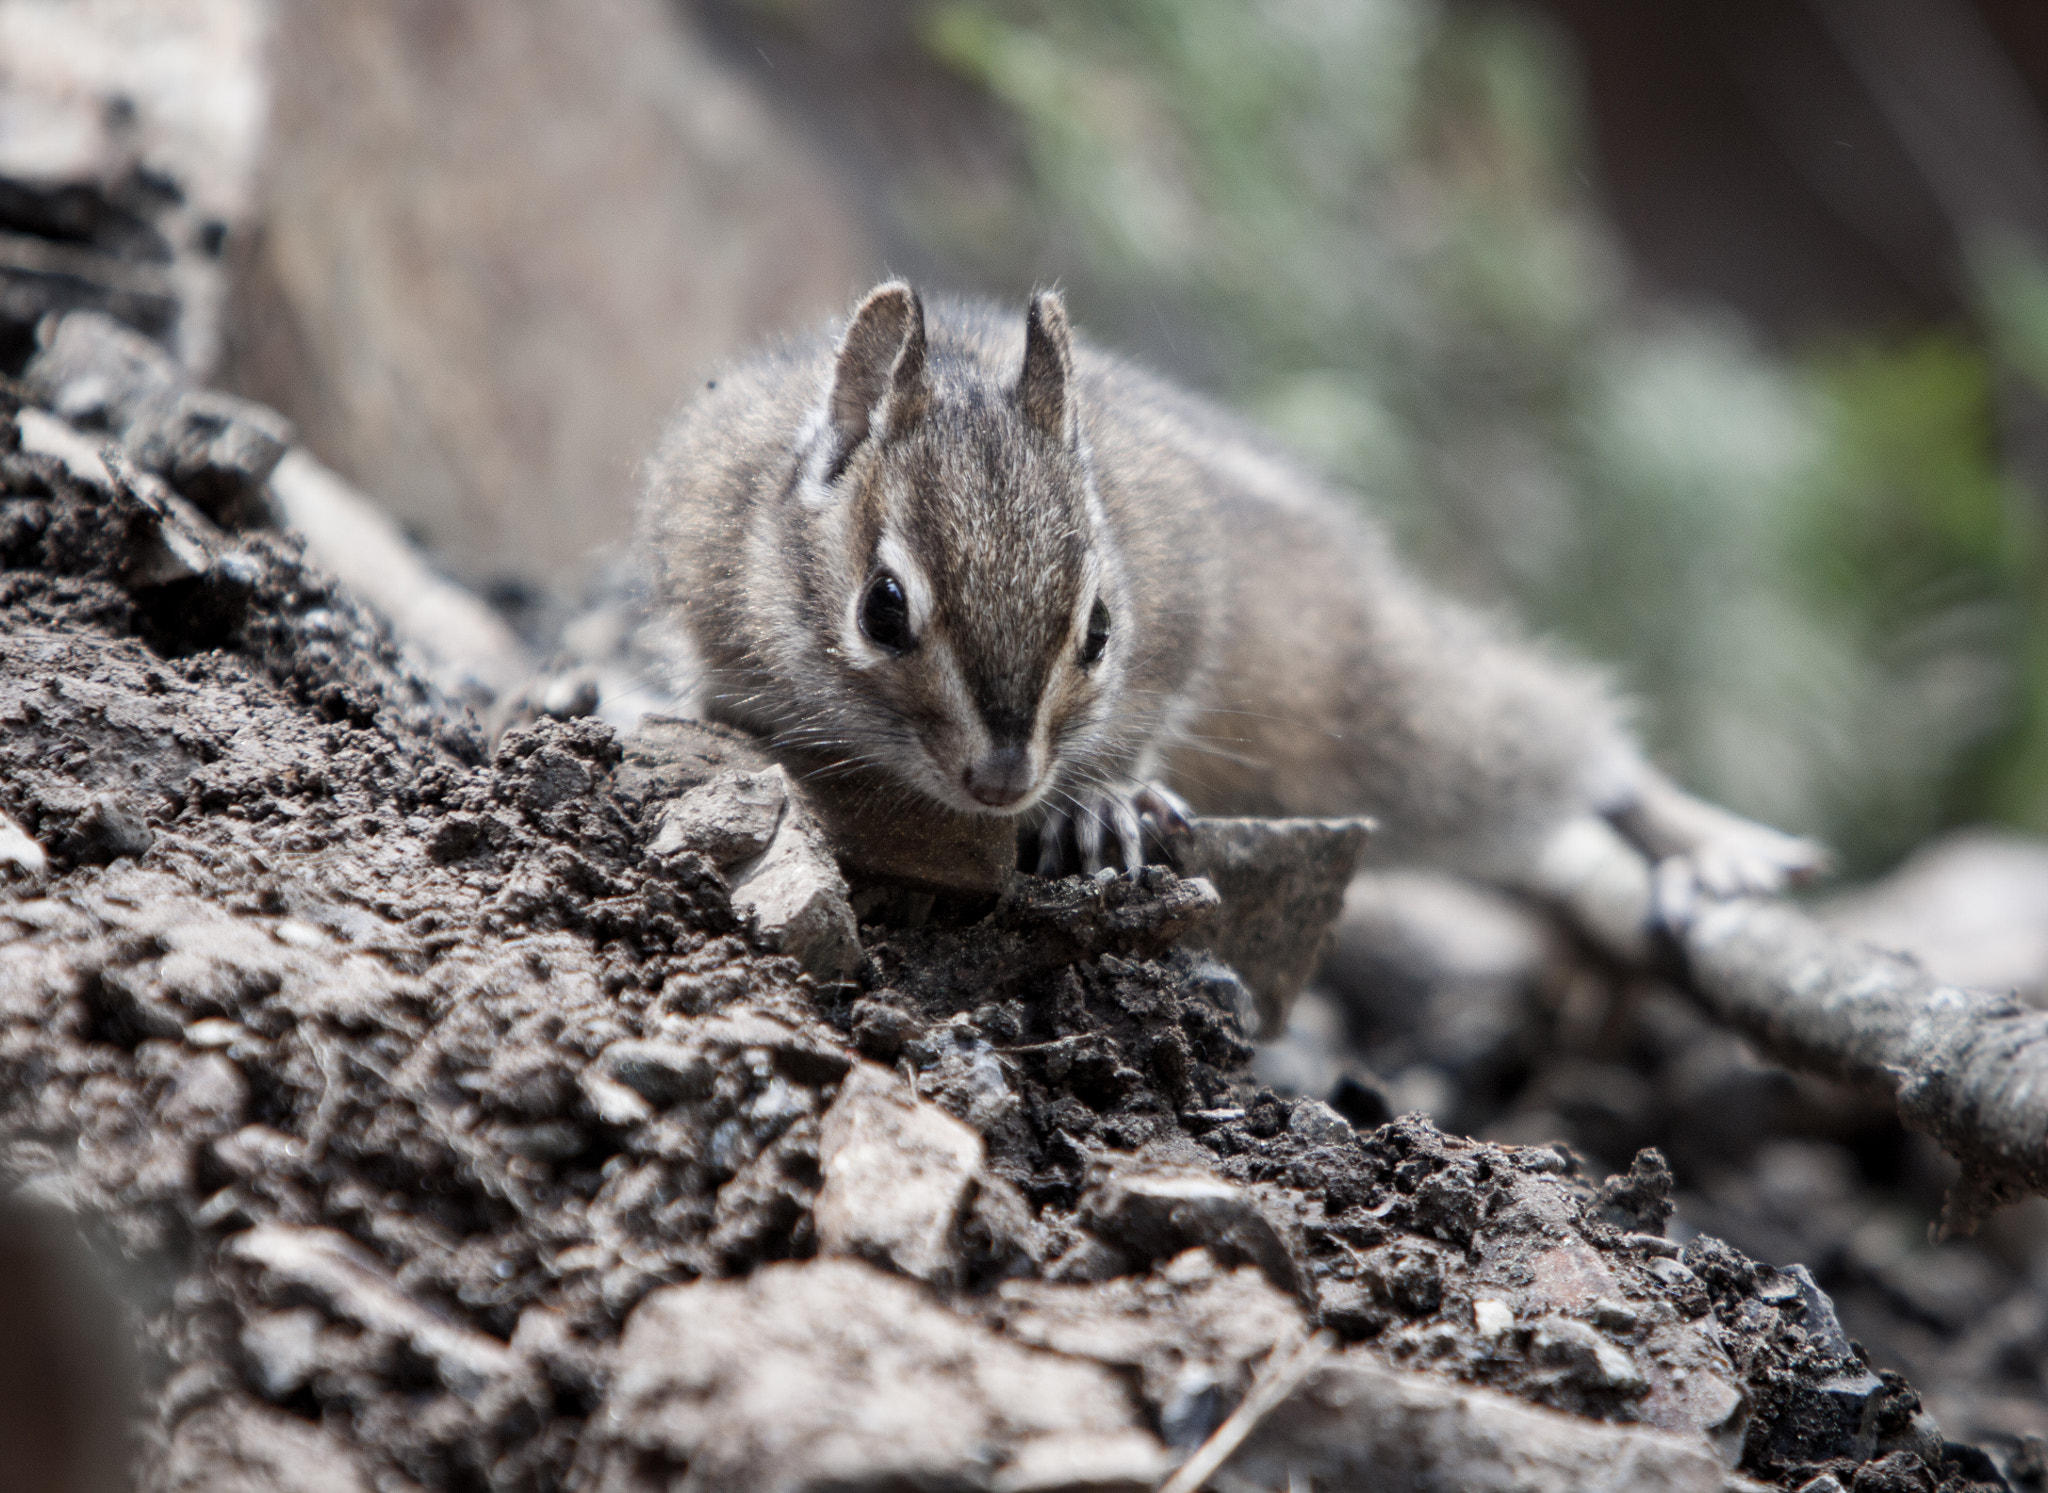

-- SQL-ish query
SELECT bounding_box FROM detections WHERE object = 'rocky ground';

[1,321,2041,1493]
[2,15,2046,1487]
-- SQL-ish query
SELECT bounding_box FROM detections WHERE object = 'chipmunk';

[641,281,1820,914]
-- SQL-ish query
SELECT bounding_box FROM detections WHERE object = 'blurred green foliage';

[906,0,2043,872]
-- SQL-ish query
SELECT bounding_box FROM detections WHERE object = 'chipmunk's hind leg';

[1608,770,1828,927]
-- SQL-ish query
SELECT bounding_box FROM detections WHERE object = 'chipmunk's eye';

[1080,597,1110,665]
[860,571,915,653]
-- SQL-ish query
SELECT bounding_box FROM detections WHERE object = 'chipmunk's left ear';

[1018,289,1079,451]
[827,281,930,476]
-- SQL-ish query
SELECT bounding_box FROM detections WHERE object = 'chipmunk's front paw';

[1651,818,1827,929]
[1029,781,1193,878]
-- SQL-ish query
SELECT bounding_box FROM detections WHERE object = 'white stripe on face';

[841,526,941,671]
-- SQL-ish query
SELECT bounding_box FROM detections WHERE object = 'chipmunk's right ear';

[826,281,929,474]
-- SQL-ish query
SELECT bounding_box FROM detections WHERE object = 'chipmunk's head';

[771,281,1128,818]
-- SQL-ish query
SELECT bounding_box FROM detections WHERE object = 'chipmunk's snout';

[963,745,1035,809]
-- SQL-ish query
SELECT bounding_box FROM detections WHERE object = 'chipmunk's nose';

[964,746,1034,808]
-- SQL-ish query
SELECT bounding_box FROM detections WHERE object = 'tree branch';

[1683,896,2048,1238]
[1535,814,2048,1236]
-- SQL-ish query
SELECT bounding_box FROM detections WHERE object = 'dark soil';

[0,376,2024,1492]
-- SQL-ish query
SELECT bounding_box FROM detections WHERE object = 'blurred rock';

[158,1398,371,1493]
[224,0,872,592]
[28,310,289,527]
[1232,1349,1744,1493]
[989,1249,1306,1441]
[0,807,47,883]
[0,0,267,375]
[581,1257,1167,1493]
[1315,869,1558,1132]
[1823,829,2048,1002]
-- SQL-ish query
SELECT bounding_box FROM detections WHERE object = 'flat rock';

[648,769,786,868]
[1170,816,1376,1039]
[724,783,862,986]
[814,1061,987,1287]
[989,1249,1305,1437]
[160,1400,373,1493]
[613,716,774,815]
[28,311,293,527]
[1233,1352,1745,1493]
[1079,1163,1308,1303]
[580,1257,1167,1493]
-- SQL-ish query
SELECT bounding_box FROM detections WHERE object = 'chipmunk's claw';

[1030,780,1193,878]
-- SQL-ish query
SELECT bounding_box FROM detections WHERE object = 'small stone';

[516,745,593,812]
[649,771,786,868]
[1646,1257,1697,1287]
[128,389,294,522]
[1593,1148,1675,1234]
[1169,815,1375,1039]
[1622,1231,1681,1258]
[1473,1298,1513,1337]
[1043,1237,1134,1285]
[580,1070,655,1127]
[850,999,920,1062]
[724,787,861,984]
[1528,1316,1648,1396]
[1590,1297,1640,1331]
[241,1308,323,1400]
[1314,1278,1389,1339]
[596,1040,716,1108]
[1287,1098,1353,1145]
[1080,1166,1306,1301]
[427,814,487,863]
[585,1260,1164,1492]
[495,1121,586,1161]
[539,672,601,720]
[1523,1242,1621,1314]
[271,919,328,949]
[164,1053,249,1130]
[1850,1451,1935,1493]
[1158,1365,1224,1450]
[16,407,115,490]
[814,1063,986,1288]
[185,1018,246,1049]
